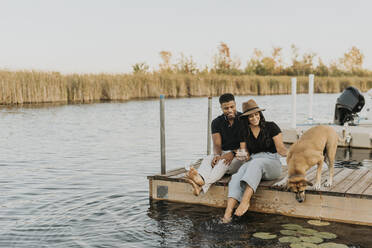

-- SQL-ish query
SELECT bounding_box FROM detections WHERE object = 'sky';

[0,0,371,74]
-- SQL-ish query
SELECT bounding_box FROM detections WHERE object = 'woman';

[222,99,288,223]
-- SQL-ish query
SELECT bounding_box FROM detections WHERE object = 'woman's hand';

[236,148,249,161]
[273,133,288,157]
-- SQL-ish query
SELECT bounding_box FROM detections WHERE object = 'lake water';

[0,94,371,248]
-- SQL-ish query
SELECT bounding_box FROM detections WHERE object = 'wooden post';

[160,95,166,174]
[308,74,314,123]
[291,78,297,128]
[207,97,212,155]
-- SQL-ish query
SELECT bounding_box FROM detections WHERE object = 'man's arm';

[212,133,222,155]
[211,133,223,167]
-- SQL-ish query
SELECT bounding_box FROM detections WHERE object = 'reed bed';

[1,70,372,105]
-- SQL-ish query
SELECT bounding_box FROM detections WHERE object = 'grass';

[1,70,372,105]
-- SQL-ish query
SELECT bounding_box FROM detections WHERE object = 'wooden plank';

[218,176,231,184]
[315,194,372,225]
[304,165,318,180]
[151,179,227,207]
[147,160,202,180]
[307,168,328,184]
[169,173,187,179]
[147,168,186,180]
[318,168,355,192]
[250,190,372,226]
[331,169,369,193]
[307,166,343,183]
[149,178,153,199]
[362,183,372,196]
[306,168,343,191]
[250,190,321,219]
[347,171,372,195]
[163,159,202,177]
[165,168,186,177]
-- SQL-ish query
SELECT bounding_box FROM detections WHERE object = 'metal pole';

[308,74,314,123]
[291,78,297,128]
[160,95,166,174]
[207,97,212,155]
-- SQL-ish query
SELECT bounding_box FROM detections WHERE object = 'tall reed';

[1,70,371,105]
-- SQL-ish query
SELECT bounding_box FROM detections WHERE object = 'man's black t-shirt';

[240,121,281,154]
[211,112,241,151]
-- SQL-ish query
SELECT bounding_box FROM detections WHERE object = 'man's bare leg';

[222,197,238,223]
[235,186,253,216]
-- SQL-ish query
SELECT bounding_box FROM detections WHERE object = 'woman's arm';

[273,133,288,157]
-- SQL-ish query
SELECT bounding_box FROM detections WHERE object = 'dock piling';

[308,74,314,123]
[291,78,297,128]
[207,97,212,155]
[160,95,166,174]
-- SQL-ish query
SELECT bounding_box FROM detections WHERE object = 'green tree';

[132,62,149,74]
[314,58,329,76]
[245,48,263,75]
[174,53,199,74]
[213,42,241,74]
[340,46,364,74]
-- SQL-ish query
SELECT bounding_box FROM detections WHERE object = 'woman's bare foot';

[223,197,238,223]
[221,216,232,223]
[185,178,201,196]
[186,167,204,186]
[234,203,250,216]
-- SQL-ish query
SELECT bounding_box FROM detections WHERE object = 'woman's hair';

[240,111,266,140]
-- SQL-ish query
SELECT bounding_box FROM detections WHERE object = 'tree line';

[132,43,369,77]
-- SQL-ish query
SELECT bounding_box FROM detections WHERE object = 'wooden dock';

[148,161,372,226]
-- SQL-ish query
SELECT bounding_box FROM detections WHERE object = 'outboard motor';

[334,86,365,125]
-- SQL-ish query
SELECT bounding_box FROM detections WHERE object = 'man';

[186,93,244,195]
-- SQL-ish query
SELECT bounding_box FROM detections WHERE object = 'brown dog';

[274,125,338,202]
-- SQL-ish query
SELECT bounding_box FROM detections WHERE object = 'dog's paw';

[273,181,286,189]
[323,180,332,188]
[311,183,321,191]
[272,177,287,189]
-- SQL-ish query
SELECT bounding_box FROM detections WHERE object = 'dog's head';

[287,175,313,203]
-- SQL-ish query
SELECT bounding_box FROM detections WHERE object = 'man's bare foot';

[186,167,204,186]
[185,178,201,196]
[234,203,250,216]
